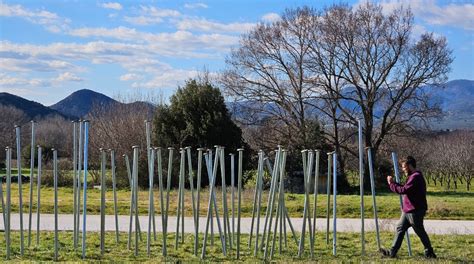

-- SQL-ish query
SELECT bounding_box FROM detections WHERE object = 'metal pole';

[208,150,214,247]
[100,148,106,255]
[196,148,204,254]
[156,147,166,255]
[145,121,156,240]
[298,150,308,257]
[0,151,5,230]
[358,119,365,255]
[147,147,155,256]
[53,149,59,261]
[332,152,337,256]
[81,121,89,259]
[367,147,381,250]
[236,148,243,259]
[132,146,139,256]
[254,151,264,256]
[76,120,83,248]
[36,146,42,246]
[163,147,174,256]
[27,121,35,247]
[326,152,332,245]
[110,150,119,243]
[311,149,320,252]
[5,147,12,259]
[175,149,185,249]
[185,147,199,255]
[125,154,133,250]
[260,152,280,251]
[219,147,231,249]
[248,151,261,249]
[230,153,235,246]
[72,121,78,249]
[15,125,24,255]
[391,152,412,256]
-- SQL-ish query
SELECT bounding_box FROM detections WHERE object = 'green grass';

[2,183,474,220]
[0,231,472,262]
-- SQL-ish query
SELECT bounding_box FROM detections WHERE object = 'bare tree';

[321,3,452,159]
[221,7,321,151]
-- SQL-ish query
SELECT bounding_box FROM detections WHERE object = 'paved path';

[2,214,473,235]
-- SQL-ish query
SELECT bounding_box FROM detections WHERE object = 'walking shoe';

[425,248,437,259]
[379,248,396,258]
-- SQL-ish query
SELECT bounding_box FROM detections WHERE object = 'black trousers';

[391,210,433,254]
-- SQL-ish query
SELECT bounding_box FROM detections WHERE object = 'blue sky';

[1,0,473,105]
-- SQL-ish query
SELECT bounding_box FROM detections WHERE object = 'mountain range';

[0,79,473,129]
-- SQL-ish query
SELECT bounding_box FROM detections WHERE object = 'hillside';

[50,89,118,118]
[0,93,68,120]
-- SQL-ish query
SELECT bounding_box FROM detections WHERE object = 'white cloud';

[124,5,180,25]
[124,15,163,25]
[261,13,281,23]
[120,73,143,81]
[177,18,255,33]
[0,3,70,32]
[100,2,123,11]
[375,0,474,31]
[55,72,83,82]
[131,68,199,89]
[184,3,208,9]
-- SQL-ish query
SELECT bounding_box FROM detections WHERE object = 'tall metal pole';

[196,148,204,254]
[36,146,42,246]
[53,149,59,261]
[147,147,155,256]
[0,151,5,230]
[76,120,83,248]
[15,125,24,255]
[236,148,243,259]
[185,147,199,255]
[72,121,78,249]
[100,148,106,255]
[367,147,381,250]
[230,153,235,246]
[249,150,263,249]
[5,147,12,260]
[263,149,281,257]
[81,121,89,259]
[219,147,231,249]
[155,147,166,255]
[311,149,320,251]
[332,152,337,256]
[163,147,174,256]
[391,152,412,256]
[175,149,185,249]
[132,146,140,256]
[110,150,119,243]
[145,121,156,240]
[326,152,332,245]
[358,119,365,255]
[27,121,35,247]
[254,151,264,256]
[298,150,308,257]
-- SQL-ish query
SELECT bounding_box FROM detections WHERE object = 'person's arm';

[389,173,417,194]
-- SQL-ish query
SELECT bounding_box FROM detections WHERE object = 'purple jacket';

[389,170,428,213]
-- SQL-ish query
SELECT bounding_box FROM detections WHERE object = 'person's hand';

[387,176,394,185]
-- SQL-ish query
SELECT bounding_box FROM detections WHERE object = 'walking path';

[3,214,473,235]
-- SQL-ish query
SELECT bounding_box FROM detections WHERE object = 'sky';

[1,0,473,106]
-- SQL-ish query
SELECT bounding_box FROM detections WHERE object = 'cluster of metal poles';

[0,119,412,260]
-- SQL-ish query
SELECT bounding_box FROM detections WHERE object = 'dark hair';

[403,156,416,168]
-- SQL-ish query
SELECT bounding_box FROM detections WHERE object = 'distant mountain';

[428,79,474,129]
[50,89,118,118]
[0,92,68,120]
[228,79,474,130]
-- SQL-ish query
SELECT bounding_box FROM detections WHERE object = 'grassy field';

[0,231,473,262]
[2,183,474,220]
